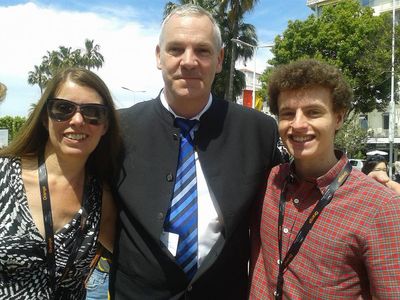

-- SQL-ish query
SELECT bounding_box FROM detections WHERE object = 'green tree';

[257,66,273,108]
[0,116,27,143]
[335,116,368,157]
[82,39,105,71]
[28,39,104,94]
[214,12,257,100]
[264,0,399,114]
[163,0,258,101]
[28,65,48,94]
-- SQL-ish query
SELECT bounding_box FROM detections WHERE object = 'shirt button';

[187,285,193,292]
[166,173,173,182]
[293,198,299,204]
[277,259,281,265]
[157,212,164,220]
[274,291,280,297]
[173,133,179,140]
[283,228,289,234]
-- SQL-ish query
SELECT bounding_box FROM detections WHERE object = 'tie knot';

[175,118,199,136]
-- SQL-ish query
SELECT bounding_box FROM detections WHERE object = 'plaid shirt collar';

[288,150,348,195]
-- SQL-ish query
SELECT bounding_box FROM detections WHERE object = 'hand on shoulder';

[368,170,400,195]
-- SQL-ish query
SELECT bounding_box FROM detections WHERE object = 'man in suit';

[110,4,281,299]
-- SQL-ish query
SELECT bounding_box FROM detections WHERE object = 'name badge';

[160,231,179,257]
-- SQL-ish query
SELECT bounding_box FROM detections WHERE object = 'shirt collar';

[160,91,212,121]
[288,150,348,193]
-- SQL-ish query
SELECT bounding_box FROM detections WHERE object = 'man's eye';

[308,110,321,117]
[198,48,211,54]
[168,47,182,55]
[279,111,294,118]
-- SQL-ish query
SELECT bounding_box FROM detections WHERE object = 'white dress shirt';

[160,92,222,267]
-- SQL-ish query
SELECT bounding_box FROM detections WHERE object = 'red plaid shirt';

[250,153,400,299]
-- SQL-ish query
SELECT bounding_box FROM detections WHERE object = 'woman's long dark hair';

[0,67,122,185]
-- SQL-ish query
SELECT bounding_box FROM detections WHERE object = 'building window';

[383,113,389,130]
[359,115,368,130]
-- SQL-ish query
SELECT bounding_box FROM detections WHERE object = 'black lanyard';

[38,152,89,297]
[274,162,352,300]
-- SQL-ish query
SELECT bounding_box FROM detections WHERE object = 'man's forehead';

[164,14,211,29]
[161,21,217,51]
[278,87,332,108]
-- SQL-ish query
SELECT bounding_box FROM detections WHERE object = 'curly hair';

[268,59,353,116]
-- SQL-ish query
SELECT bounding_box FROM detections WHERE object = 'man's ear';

[215,47,224,74]
[156,45,162,70]
[335,110,346,130]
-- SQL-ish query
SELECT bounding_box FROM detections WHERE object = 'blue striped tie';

[164,118,199,279]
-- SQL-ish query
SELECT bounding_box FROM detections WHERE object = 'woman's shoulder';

[0,156,21,172]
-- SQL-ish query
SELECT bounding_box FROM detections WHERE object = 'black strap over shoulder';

[274,162,352,300]
[38,151,89,298]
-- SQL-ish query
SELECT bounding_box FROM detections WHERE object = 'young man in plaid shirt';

[250,59,400,299]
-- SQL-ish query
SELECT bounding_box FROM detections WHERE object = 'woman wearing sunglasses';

[362,154,400,195]
[0,67,121,299]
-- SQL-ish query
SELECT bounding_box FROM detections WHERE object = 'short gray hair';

[159,4,222,50]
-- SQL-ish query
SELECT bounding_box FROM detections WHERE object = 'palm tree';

[213,19,257,99]
[42,50,63,77]
[28,65,48,94]
[219,0,259,101]
[27,39,105,94]
[82,39,104,70]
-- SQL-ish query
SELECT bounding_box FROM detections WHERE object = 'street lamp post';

[121,86,146,104]
[389,0,396,178]
[231,38,274,109]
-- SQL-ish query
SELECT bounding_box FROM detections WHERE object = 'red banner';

[243,89,252,108]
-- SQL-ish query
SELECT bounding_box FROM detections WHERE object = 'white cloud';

[235,45,274,74]
[0,2,163,116]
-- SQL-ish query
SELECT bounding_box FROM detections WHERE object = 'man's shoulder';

[214,97,277,124]
[119,98,157,114]
[118,98,159,122]
[345,169,400,207]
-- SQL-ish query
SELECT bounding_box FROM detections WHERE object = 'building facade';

[237,68,269,113]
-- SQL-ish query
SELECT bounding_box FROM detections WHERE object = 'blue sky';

[0,0,313,116]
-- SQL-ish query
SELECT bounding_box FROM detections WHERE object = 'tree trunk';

[225,44,236,101]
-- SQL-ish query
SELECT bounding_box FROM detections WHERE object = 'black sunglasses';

[47,98,108,125]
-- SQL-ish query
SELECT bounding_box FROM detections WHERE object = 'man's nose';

[291,111,307,129]
[180,49,198,68]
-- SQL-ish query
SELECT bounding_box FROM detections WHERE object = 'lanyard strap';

[275,162,352,300]
[38,152,88,296]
